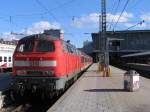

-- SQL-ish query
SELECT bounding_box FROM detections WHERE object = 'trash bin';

[124,70,140,92]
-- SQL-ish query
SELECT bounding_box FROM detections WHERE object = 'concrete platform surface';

[48,64,150,112]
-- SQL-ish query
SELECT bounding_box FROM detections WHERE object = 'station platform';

[48,64,150,112]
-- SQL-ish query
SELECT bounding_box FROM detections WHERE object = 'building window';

[9,57,11,62]
[112,41,120,46]
[0,56,2,62]
[4,57,7,62]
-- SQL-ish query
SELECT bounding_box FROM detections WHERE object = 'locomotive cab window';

[17,41,34,52]
[36,40,55,52]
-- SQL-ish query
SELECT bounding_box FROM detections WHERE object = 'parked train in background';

[0,41,16,72]
[11,29,92,100]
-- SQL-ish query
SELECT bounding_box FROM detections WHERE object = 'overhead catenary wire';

[35,0,58,22]
[12,0,77,18]
[108,0,121,30]
[50,0,76,11]
[113,0,131,31]
[126,20,145,30]
[111,0,117,12]
[35,0,77,39]
[54,0,75,19]
[35,0,77,22]
[0,0,79,37]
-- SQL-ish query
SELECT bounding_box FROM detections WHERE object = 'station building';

[83,30,150,63]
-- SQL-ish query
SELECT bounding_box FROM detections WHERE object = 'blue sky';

[0,0,149,47]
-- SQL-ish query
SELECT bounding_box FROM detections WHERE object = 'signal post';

[98,0,111,77]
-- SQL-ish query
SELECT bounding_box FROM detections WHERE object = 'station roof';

[92,30,150,35]
[121,51,150,58]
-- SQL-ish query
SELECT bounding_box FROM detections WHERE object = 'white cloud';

[71,13,99,28]
[1,32,19,41]
[107,12,134,23]
[140,13,150,21]
[72,12,134,28]
[24,21,61,35]
[1,21,61,41]
[124,22,147,28]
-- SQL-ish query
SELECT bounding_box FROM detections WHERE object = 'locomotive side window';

[0,56,2,62]
[67,45,72,53]
[62,42,68,52]
[74,48,77,54]
[70,47,74,53]
[36,41,55,52]
[17,41,34,52]
[65,43,77,54]
[4,57,7,62]
[72,47,76,54]
[81,57,84,63]
[68,46,76,54]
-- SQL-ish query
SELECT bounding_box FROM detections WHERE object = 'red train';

[10,30,92,99]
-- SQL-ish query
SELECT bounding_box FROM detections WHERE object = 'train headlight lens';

[43,70,54,76]
[16,70,27,75]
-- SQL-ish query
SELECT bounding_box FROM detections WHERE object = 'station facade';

[83,30,150,63]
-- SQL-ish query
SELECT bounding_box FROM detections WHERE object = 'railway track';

[0,66,89,112]
[1,93,56,112]
[9,103,31,112]
[117,63,150,78]
[0,74,84,112]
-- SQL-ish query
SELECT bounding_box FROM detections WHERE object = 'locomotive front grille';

[27,70,43,75]
[16,69,54,76]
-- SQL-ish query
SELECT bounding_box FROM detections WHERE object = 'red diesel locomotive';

[11,30,92,99]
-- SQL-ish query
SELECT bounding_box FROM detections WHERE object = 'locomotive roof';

[20,33,76,47]
[20,33,61,42]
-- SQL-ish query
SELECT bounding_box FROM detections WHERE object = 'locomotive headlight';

[16,70,27,75]
[43,70,54,76]
[48,70,54,74]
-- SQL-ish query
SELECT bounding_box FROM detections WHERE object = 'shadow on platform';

[84,89,125,92]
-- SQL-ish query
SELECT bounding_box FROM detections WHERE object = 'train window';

[81,57,84,63]
[17,41,34,52]
[72,47,76,54]
[70,47,74,53]
[75,49,78,55]
[78,51,81,55]
[4,57,7,62]
[67,45,72,53]
[36,40,55,52]
[62,42,68,52]
[66,44,76,54]
[9,57,11,62]
[0,56,2,62]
